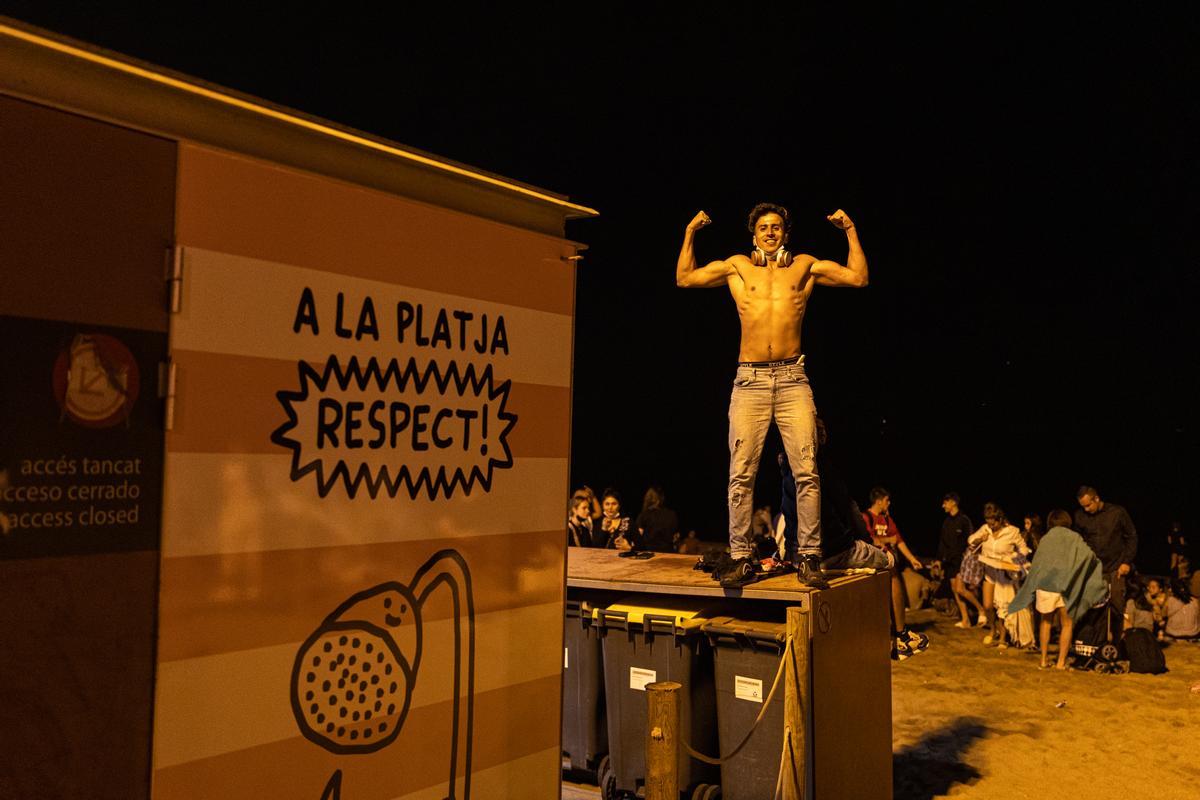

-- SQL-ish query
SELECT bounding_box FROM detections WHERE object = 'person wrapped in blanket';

[1007,509,1108,669]
[968,502,1033,649]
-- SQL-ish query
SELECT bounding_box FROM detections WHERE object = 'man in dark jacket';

[1073,485,1137,611]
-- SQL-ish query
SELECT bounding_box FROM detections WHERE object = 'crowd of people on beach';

[921,486,1198,670]
[567,478,1198,671]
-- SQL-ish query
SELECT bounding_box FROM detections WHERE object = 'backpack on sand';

[1123,627,1167,674]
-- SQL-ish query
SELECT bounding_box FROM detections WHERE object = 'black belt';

[737,355,802,368]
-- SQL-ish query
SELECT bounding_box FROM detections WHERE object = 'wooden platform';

[567,548,877,603]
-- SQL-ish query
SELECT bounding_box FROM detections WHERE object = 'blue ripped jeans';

[727,357,820,560]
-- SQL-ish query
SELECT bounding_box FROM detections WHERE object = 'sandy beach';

[892,607,1200,799]
[566,606,1200,799]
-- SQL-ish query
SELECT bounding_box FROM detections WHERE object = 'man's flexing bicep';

[811,258,867,287]
[812,211,869,288]
[678,259,735,288]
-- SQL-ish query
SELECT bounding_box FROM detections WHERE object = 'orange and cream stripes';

[152,144,574,799]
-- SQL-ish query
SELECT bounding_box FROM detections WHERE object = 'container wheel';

[595,755,610,787]
[1110,662,1129,675]
[599,759,616,800]
[703,785,722,800]
[1099,643,1120,662]
[690,785,709,800]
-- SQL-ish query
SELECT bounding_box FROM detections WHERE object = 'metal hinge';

[160,360,178,431]
[167,246,184,313]
[560,244,587,265]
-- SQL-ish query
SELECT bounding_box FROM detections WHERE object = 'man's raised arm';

[811,209,869,288]
[677,210,734,288]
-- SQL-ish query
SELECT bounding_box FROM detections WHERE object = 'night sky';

[4,5,1196,566]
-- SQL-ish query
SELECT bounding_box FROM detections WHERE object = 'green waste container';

[702,614,789,800]
[562,596,608,779]
[593,598,719,799]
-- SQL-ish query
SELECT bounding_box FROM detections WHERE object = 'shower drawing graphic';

[290,549,476,799]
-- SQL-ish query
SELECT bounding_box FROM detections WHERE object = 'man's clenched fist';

[827,209,854,230]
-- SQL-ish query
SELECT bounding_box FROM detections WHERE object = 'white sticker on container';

[735,675,764,703]
[564,647,569,669]
[629,667,657,691]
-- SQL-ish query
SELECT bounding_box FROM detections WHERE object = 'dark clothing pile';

[1073,503,1137,574]
[635,506,679,552]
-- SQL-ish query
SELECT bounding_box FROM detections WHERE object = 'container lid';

[592,598,714,632]
[702,615,788,647]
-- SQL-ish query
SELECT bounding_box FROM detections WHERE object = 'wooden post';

[781,604,810,800]
[645,680,682,800]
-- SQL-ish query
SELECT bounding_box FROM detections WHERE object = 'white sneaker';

[976,613,987,626]
[954,620,970,629]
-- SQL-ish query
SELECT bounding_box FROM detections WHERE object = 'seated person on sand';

[1145,577,1168,639]
[968,502,1031,649]
[1163,577,1200,640]
[780,421,894,573]
[1008,509,1108,669]
[1122,574,1157,633]
[781,423,920,657]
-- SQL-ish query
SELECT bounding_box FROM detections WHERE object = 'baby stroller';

[1070,602,1127,674]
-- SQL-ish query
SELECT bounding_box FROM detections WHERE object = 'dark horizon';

[3,5,1195,568]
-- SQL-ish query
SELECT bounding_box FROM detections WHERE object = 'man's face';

[877,496,891,513]
[942,499,957,515]
[571,500,589,520]
[1078,493,1101,514]
[753,213,787,256]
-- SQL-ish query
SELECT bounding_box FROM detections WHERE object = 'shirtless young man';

[676,203,868,587]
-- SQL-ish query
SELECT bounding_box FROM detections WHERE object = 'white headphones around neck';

[751,244,793,267]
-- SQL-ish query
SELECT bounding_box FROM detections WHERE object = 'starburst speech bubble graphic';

[271,355,517,500]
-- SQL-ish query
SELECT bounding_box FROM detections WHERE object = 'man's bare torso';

[726,253,817,362]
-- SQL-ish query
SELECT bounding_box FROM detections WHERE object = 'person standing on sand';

[938,492,986,628]
[1009,509,1107,669]
[1074,485,1137,613]
[676,203,869,588]
[968,503,1030,649]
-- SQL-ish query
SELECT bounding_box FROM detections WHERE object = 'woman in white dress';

[968,502,1032,649]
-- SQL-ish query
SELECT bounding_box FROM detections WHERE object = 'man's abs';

[730,260,813,362]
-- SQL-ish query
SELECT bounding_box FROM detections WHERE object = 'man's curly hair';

[747,202,791,234]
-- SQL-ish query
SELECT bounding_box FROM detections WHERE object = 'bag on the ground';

[1123,627,1167,674]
